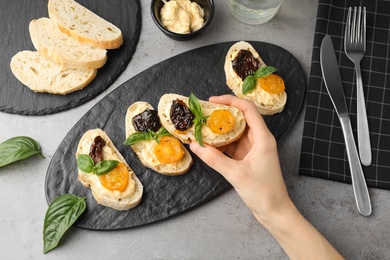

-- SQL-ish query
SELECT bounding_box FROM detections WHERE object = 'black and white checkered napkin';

[299,0,390,190]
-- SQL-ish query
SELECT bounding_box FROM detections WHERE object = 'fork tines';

[345,6,366,50]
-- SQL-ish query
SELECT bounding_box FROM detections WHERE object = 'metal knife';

[320,35,372,216]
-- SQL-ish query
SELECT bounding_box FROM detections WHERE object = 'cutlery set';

[320,6,372,216]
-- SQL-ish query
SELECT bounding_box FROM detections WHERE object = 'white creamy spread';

[160,0,204,34]
[230,50,283,107]
[80,134,136,199]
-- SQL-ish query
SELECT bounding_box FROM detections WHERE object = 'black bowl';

[151,0,214,41]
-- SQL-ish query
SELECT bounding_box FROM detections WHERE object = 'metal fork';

[344,6,371,166]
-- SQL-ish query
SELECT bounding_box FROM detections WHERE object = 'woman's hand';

[189,94,289,223]
[190,95,343,260]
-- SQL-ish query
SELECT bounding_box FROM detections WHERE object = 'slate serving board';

[0,0,141,115]
[45,41,306,230]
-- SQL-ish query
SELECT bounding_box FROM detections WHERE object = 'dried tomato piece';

[232,49,261,80]
[89,136,106,164]
[170,99,195,131]
[132,109,162,132]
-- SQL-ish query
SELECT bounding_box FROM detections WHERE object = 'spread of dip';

[160,0,205,34]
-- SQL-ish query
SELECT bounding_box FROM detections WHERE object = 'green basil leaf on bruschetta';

[242,75,257,95]
[0,136,44,168]
[43,194,86,254]
[77,154,95,173]
[124,127,172,145]
[155,127,172,144]
[124,131,151,145]
[94,160,119,176]
[188,93,203,118]
[254,65,277,78]
[194,119,204,147]
[242,66,278,95]
[188,93,209,147]
[77,154,119,176]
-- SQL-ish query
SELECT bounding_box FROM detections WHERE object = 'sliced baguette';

[158,94,246,147]
[48,0,123,49]
[10,50,97,95]
[224,41,287,115]
[76,129,143,211]
[125,102,192,176]
[29,17,107,70]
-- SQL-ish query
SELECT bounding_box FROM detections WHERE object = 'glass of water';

[228,0,284,25]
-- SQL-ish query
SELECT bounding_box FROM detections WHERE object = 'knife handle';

[339,116,372,216]
[356,63,372,166]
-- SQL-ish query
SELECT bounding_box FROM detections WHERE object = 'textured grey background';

[1,0,389,259]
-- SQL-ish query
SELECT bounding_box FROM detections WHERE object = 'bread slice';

[29,17,107,70]
[76,129,143,211]
[48,0,123,49]
[125,102,192,176]
[10,50,97,95]
[224,41,287,115]
[158,93,246,147]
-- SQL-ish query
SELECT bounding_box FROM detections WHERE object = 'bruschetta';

[124,102,192,176]
[76,129,143,211]
[158,93,246,147]
[224,41,287,115]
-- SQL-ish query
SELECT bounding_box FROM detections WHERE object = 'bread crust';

[76,129,143,211]
[224,41,287,115]
[158,93,246,147]
[10,51,97,95]
[125,101,192,176]
[48,0,123,49]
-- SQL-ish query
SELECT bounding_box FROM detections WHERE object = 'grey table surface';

[1,0,390,259]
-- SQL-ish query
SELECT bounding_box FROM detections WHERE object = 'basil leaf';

[188,93,203,118]
[147,129,158,141]
[43,194,86,254]
[254,66,277,78]
[242,75,257,95]
[188,94,209,147]
[157,127,171,137]
[0,136,44,168]
[76,154,94,173]
[242,66,278,95]
[94,160,119,176]
[124,127,172,145]
[124,131,152,145]
[155,127,172,144]
[194,122,204,147]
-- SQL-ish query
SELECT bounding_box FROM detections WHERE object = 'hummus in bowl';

[151,0,214,41]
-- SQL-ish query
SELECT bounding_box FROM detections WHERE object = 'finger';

[190,142,239,179]
[217,145,227,154]
[224,142,237,158]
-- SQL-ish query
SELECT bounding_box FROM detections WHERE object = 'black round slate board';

[0,0,141,115]
[45,41,306,230]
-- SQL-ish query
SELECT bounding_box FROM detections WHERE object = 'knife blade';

[320,35,372,216]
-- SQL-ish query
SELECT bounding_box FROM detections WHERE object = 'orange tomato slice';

[258,74,285,94]
[207,109,235,134]
[154,136,184,164]
[98,162,129,192]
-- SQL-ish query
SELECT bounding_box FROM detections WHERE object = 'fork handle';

[339,115,372,216]
[355,63,372,166]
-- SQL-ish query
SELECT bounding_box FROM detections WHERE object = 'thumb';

[190,141,238,179]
